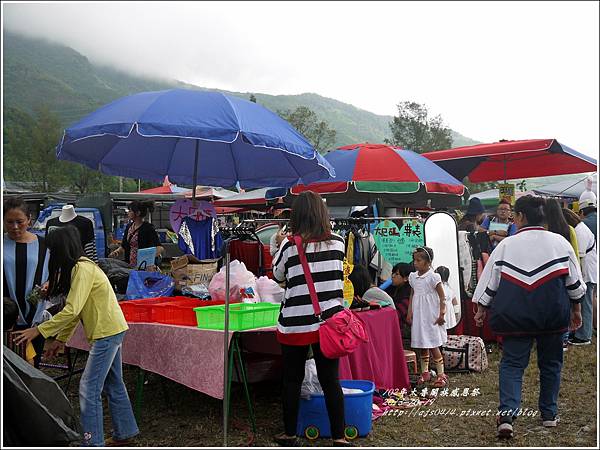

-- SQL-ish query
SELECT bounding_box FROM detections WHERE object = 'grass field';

[55,338,597,447]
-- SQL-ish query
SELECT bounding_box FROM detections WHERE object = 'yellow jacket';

[568,225,580,268]
[38,258,128,343]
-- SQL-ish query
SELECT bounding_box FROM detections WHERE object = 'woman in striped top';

[272,191,350,447]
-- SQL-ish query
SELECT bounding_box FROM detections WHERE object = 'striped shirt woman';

[271,191,350,447]
[273,233,345,345]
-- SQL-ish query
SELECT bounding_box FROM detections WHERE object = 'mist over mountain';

[3,31,480,149]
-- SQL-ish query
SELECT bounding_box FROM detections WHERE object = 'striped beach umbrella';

[278,143,465,207]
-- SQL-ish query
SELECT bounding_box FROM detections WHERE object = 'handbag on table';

[292,235,369,359]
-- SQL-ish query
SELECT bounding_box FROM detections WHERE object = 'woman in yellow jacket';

[14,226,138,447]
[544,199,580,351]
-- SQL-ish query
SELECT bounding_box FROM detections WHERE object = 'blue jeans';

[80,332,138,446]
[574,282,596,341]
[499,334,563,421]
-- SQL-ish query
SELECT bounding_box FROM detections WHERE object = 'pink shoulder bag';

[292,235,369,359]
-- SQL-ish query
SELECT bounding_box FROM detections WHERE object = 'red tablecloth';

[339,307,410,391]
[241,307,410,390]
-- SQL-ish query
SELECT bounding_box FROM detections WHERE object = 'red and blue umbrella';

[272,143,465,207]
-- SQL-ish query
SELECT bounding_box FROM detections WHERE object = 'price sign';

[374,219,424,266]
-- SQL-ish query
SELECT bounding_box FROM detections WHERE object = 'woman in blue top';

[481,199,517,249]
[3,197,49,366]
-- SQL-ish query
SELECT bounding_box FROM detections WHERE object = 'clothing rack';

[218,225,264,275]
[242,218,288,223]
[332,216,417,223]
[331,216,422,281]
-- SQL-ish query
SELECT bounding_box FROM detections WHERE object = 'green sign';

[373,219,424,266]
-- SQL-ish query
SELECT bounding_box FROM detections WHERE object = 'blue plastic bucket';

[296,379,375,440]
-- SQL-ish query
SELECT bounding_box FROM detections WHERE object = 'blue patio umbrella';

[56,88,335,445]
[57,89,334,190]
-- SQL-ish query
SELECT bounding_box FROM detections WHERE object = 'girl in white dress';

[435,266,459,330]
[406,247,448,387]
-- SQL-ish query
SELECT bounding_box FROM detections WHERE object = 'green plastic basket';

[193,302,280,331]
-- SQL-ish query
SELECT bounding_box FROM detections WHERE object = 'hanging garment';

[178,216,222,260]
[229,240,263,277]
[353,230,362,266]
[346,232,355,263]
[46,216,98,262]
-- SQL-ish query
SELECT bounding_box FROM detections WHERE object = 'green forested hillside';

[3,31,479,148]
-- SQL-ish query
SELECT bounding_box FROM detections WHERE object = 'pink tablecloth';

[67,323,238,400]
[67,306,409,399]
[339,307,410,390]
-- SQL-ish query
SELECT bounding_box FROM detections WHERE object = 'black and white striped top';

[272,234,345,345]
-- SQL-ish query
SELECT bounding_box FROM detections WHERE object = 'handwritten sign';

[169,199,216,234]
[374,219,424,266]
[343,259,354,308]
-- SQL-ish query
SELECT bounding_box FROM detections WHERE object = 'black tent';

[3,346,80,446]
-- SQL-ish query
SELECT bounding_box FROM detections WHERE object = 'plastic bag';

[300,358,323,399]
[125,270,175,300]
[255,276,285,304]
[181,283,211,299]
[208,260,259,303]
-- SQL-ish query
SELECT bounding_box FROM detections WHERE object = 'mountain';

[2,31,479,149]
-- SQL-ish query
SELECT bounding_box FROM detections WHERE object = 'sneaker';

[542,416,560,428]
[497,422,513,439]
[568,337,592,346]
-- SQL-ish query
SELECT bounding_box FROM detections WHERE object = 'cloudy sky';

[3,1,599,159]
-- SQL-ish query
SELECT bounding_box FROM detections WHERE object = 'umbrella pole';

[223,240,231,446]
[192,140,200,203]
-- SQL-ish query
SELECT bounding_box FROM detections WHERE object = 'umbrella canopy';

[139,175,192,194]
[424,139,597,182]
[470,188,535,209]
[140,185,190,194]
[269,143,465,207]
[213,187,274,208]
[56,89,334,189]
[533,174,597,199]
[184,186,237,199]
[55,89,336,447]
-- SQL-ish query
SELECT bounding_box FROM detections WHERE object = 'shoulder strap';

[292,235,322,317]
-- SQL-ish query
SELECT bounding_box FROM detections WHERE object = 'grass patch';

[50,338,596,447]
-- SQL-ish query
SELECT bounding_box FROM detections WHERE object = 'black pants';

[281,342,345,439]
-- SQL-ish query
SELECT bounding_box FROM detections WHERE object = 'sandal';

[274,433,299,447]
[432,374,448,388]
[416,371,431,385]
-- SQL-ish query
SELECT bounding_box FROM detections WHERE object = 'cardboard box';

[171,255,218,290]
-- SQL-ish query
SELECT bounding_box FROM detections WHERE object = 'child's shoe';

[416,371,431,385]
[432,373,448,388]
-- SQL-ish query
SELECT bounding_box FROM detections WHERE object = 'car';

[255,222,280,247]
